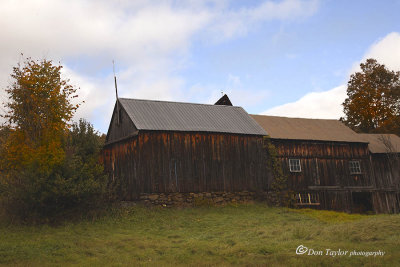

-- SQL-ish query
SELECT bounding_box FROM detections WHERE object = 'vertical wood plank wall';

[370,154,400,189]
[102,131,269,200]
[106,105,138,142]
[271,139,400,213]
[370,154,400,213]
[102,133,399,213]
[271,139,372,190]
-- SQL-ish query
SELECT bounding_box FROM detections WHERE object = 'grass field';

[0,203,399,266]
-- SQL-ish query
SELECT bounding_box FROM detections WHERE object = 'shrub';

[0,57,112,222]
[0,119,110,222]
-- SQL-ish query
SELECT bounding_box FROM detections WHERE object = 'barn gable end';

[106,101,138,144]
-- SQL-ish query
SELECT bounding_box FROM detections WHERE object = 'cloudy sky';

[1,0,400,133]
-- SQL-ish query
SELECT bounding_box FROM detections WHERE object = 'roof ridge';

[115,97,267,136]
[250,114,340,122]
[118,97,242,109]
[251,114,367,143]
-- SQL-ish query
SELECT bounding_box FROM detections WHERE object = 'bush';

[0,57,113,222]
[0,119,111,222]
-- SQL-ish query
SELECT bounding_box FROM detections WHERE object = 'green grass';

[0,204,399,266]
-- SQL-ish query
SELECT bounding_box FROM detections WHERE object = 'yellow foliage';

[1,56,79,179]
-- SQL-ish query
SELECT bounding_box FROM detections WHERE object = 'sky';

[1,0,400,134]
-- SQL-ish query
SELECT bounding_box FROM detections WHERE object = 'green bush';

[0,119,111,222]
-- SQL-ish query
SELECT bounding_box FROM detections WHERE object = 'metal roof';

[118,98,267,136]
[359,134,400,153]
[251,114,367,143]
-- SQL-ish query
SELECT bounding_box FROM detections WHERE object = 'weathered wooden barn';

[101,95,399,212]
[359,134,400,213]
[102,98,269,200]
[250,115,397,213]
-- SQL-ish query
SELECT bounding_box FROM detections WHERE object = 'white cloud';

[263,31,400,120]
[0,0,318,70]
[61,67,111,122]
[349,32,400,74]
[262,85,346,118]
[0,0,211,67]
[364,32,400,71]
[0,0,319,132]
[208,0,319,40]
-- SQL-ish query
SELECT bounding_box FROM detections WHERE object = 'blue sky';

[1,0,400,133]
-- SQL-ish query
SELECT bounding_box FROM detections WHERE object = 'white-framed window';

[295,193,320,205]
[349,160,361,174]
[289,159,301,172]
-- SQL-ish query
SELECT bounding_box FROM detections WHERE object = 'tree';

[341,58,400,135]
[0,57,108,221]
[2,57,80,171]
[50,119,109,213]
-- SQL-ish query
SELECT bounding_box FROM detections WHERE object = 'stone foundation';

[136,191,283,207]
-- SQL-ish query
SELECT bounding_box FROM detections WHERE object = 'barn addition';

[251,115,383,213]
[359,134,400,213]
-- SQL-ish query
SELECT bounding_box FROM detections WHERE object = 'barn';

[102,98,270,201]
[250,115,383,212]
[359,134,400,213]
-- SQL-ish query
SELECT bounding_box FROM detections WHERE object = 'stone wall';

[137,191,282,207]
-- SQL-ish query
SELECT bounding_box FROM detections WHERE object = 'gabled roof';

[358,134,400,153]
[251,115,367,143]
[117,98,267,136]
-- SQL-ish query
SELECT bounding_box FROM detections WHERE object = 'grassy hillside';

[0,204,399,266]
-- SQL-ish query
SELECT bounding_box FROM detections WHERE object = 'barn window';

[295,193,320,205]
[349,160,361,174]
[289,159,301,172]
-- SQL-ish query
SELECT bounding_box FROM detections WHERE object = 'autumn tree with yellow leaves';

[341,59,400,135]
[0,57,109,221]
[2,57,79,171]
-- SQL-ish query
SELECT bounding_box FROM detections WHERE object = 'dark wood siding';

[320,191,352,211]
[369,154,400,213]
[271,139,372,190]
[106,103,138,143]
[102,131,269,199]
[372,191,400,213]
[370,154,400,189]
[271,139,400,213]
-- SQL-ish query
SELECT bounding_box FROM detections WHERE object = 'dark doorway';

[352,192,373,213]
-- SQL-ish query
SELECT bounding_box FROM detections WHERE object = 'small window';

[289,159,301,172]
[349,160,361,174]
[295,193,320,205]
